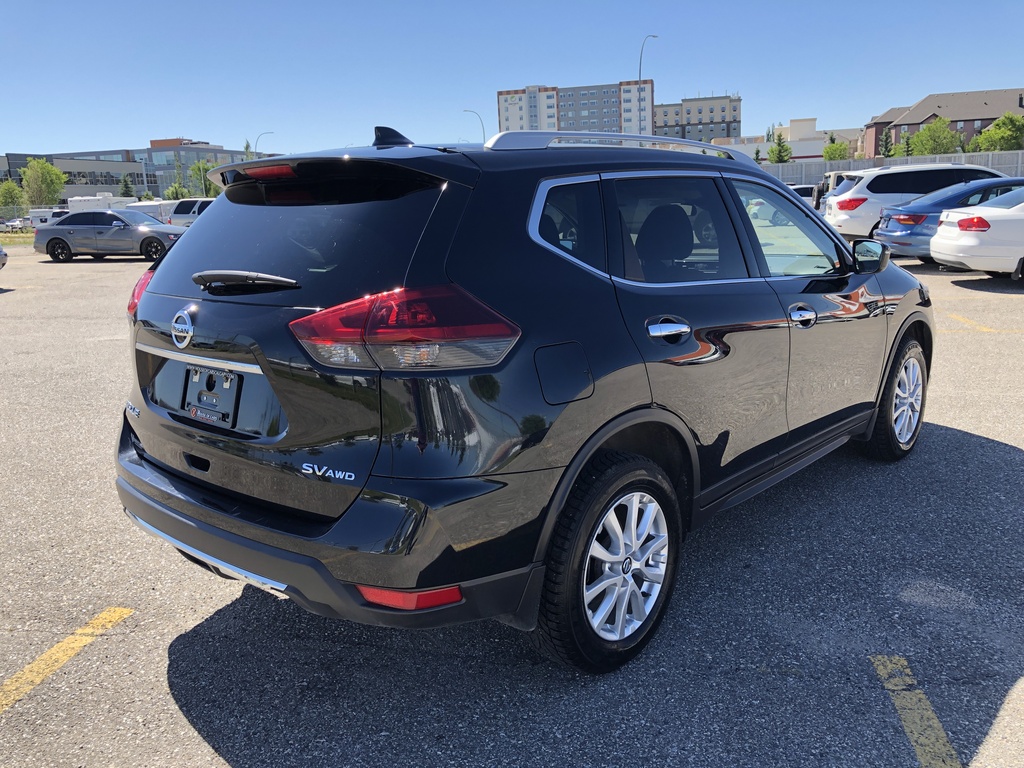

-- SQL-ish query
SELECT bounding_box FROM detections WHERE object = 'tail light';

[836,197,868,211]
[167,217,172,224]
[289,285,521,371]
[127,269,156,319]
[958,216,990,232]
[892,214,927,225]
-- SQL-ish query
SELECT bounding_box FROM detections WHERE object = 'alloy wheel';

[892,357,923,445]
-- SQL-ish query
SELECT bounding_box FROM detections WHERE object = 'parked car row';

[812,163,1023,279]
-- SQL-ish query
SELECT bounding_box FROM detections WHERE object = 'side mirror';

[851,239,890,275]
[112,220,127,228]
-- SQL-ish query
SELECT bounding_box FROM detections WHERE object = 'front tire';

[531,451,683,673]
[47,239,74,262]
[862,337,927,461]
[142,238,166,261]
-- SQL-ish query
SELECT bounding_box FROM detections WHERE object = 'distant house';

[866,89,1024,157]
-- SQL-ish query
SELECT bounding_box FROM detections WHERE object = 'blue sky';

[9,0,1023,156]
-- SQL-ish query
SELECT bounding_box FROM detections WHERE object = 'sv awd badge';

[301,463,356,481]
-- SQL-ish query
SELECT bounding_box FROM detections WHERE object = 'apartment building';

[653,94,742,142]
[497,80,655,135]
[865,89,1024,158]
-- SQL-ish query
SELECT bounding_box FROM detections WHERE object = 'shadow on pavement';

[167,424,1024,767]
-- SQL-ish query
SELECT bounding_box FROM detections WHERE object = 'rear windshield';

[832,175,860,196]
[978,186,1024,209]
[147,162,445,306]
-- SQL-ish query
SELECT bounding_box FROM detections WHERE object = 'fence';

[758,150,1024,185]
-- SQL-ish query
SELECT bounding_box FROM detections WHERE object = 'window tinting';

[537,181,606,272]
[60,212,93,226]
[866,169,959,195]
[613,177,747,284]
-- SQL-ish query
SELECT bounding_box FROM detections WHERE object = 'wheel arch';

[531,407,700,564]
[859,311,933,440]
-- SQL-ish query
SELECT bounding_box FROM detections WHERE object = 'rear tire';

[530,451,683,673]
[47,239,73,262]
[861,337,927,461]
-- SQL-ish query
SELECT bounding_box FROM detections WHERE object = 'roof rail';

[484,131,759,167]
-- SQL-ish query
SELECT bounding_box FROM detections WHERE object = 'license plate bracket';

[182,366,241,427]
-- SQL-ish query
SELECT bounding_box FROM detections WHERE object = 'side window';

[173,200,193,215]
[961,169,999,182]
[612,176,746,284]
[94,212,119,227]
[61,212,92,226]
[732,180,843,278]
[535,181,606,272]
[197,200,213,214]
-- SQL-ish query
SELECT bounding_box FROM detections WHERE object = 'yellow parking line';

[871,655,962,768]
[0,607,134,716]
[948,314,996,332]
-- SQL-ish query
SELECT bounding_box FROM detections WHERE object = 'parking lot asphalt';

[0,245,1022,767]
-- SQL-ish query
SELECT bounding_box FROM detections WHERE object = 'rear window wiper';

[192,270,300,294]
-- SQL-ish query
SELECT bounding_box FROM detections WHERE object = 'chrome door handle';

[789,308,817,328]
[648,322,691,339]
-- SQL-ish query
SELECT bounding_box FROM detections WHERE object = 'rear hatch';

[129,156,464,521]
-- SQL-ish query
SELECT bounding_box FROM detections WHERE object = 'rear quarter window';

[173,200,194,215]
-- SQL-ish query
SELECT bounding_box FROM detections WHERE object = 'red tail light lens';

[836,197,868,211]
[892,214,927,225]
[127,269,155,319]
[289,285,521,371]
[356,584,463,611]
[958,216,990,232]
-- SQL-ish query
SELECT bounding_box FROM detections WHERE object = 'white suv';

[824,163,1003,239]
[168,197,215,227]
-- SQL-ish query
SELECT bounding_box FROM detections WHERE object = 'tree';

[140,190,155,201]
[767,130,792,163]
[19,157,67,206]
[879,129,895,158]
[753,147,762,163]
[893,134,913,157]
[163,182,191,200]
[827,131,837,144]
[243,139,254,161]
[822,142,848,161]
[0,179,27,212]
[118,172,136,198]
[189,160,222,197]
[908,117,962,156]
[974,112,1024,152]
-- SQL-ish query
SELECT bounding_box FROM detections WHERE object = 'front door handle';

[648,322,691,339]
[789,306,817,328]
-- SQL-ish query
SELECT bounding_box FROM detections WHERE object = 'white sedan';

[930,187,1024,278]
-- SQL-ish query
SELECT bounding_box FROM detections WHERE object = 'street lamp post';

[254,131,274,157]
[464,110,486,143]
[638,34,658,135]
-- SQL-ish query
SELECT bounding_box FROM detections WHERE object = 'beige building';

[497,80,655,135]
[714,118,862,161]
[653,94,742,142]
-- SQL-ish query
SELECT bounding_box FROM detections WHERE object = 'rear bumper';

[117,422,553,630]
[874,231,931,258]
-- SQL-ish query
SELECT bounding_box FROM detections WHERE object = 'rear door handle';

[647,322,691,339]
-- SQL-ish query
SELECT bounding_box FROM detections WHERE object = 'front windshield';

[117,209,163,225]
[978,186,1024,209]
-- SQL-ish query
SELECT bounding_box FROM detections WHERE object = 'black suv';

[117,128,934,672]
